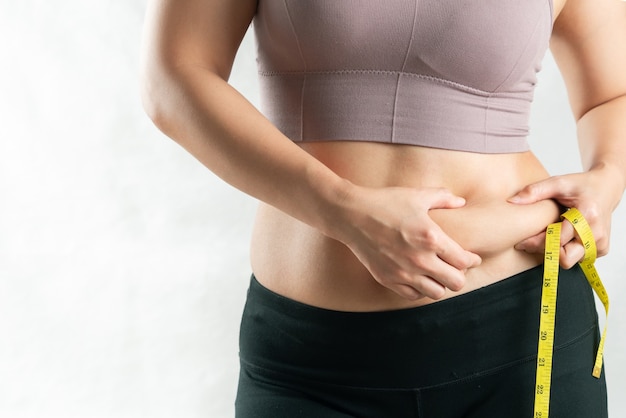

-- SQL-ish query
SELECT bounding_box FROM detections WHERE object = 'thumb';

[508,177,566,205]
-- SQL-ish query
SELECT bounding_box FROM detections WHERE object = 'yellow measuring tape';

[533,208,610,418]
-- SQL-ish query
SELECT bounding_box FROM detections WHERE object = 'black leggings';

[235,265,607,417]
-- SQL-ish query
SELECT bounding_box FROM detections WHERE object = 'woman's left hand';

[508,165,623,269]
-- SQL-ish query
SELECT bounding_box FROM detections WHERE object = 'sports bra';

[253,0,553,153]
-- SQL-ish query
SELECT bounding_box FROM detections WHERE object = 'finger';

[559,218,577,247]
[517,218,578,252]
[435,234,482,271]
[515,232,546,253]
[560,240,585,269]
[508,176,570,205]
[411,254,469,293]
[559,214,589,268]
[401,279,445,301]
[392,284,426,301]
[407,217,481,271]
[415,278,447,300]
[402,272,449,300]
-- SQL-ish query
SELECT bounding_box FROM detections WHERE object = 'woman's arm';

[140,0,481,299]
[510,0,626,267]
[140,0,345,234]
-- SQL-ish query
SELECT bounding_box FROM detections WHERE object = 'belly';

[250,142,561,311]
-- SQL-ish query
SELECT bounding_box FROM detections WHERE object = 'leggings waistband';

[239,265,599,389]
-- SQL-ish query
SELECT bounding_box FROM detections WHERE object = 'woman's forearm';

[142,64,353,239]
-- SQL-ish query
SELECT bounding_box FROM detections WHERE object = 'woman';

[141,0,626,416]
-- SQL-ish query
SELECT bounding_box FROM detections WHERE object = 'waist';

[250,142,561,311]
[240,265,598,388]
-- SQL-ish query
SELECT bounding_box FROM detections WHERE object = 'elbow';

[140,67,173,134]
[140,71,158,124]
[140,61,209,139]
[139,50,190,137]
[140,57,224,141]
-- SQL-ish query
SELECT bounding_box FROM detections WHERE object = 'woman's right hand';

[334,185,482,301]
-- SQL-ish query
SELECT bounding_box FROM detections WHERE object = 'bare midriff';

[250,141,561,311]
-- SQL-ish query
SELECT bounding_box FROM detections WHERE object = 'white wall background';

[0,1,624,417]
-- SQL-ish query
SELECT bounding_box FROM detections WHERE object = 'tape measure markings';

[533,208,609,418]
[533,222,561,418]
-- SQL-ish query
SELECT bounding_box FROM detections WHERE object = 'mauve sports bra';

[253,0,553,153]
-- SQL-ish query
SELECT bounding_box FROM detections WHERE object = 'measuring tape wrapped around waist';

[533,208,610,417]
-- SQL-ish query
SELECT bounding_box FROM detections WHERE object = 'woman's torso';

[250,143,560,311]
[249,0,564,311]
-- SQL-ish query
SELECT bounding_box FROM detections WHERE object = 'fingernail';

[508,196,522,203]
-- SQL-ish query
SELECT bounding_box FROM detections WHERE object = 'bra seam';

[392,0,420,143]
[492,15,544,94]
[258,70,505,97]
[282,0,306,139]
[548,0,554,28]
[483,96,490,151]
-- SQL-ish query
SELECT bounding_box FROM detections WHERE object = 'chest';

[254,0,553,93]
